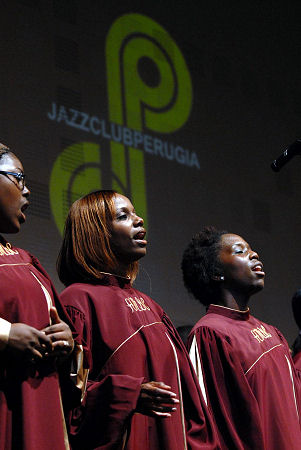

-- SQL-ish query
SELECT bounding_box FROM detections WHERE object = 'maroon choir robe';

[0,239,70,449]
[294,351,301,370]
[188,304,301,450]
[293,351,301,390]
[60,274,219,449]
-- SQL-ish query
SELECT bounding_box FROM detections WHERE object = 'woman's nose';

[134,214,144,226]
[250,250,259,260]
[23,184,30,197]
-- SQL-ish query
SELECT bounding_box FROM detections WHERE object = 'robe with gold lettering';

[188,304,301,450]
[60,274,219,450]
[0,240,70,449]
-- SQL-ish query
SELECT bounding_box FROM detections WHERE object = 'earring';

[220,276,224,281]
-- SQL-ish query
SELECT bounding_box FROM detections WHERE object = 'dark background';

[1,0,301,344]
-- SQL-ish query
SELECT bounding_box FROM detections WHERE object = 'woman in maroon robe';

[182,227,301,449]
[0,143,74,449]
[58,190,219,449]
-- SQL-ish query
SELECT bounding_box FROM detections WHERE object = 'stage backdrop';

[1,0,301,344]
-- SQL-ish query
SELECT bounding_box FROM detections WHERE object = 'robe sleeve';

[70,373,144,449]
[162,313,221,450]
[187,326,265,450]
[61,290,144,450]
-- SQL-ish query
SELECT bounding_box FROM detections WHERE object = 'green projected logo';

[50,13,192,234]
[50,142,101,235]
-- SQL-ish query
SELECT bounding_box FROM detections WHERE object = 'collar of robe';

[208,304,250,321]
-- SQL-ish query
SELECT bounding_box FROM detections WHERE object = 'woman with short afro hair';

[182,227,301,450]
[181,227,228,306]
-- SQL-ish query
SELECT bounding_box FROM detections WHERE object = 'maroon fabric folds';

[60,275,219,450]
[294,351,301,371]
[293,351,301,389]
[188,304,301,450]
[0,243,70,449]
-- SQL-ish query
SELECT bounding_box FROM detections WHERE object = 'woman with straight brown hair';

[58,190,220,450]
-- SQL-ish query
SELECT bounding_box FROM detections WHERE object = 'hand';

[136,381,179,418]
[7,323,53,361]
[42,307,74,358]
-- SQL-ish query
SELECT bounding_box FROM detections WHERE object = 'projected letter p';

[106,13,192,227]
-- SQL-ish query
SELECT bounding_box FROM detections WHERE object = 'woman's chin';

[121,249,147,264]
[0,223,21,234]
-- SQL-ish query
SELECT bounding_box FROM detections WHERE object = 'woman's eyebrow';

[232,242,248,251]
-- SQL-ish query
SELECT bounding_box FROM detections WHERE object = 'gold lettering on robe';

[251,325,272,343]
[124,296,151,313]
[0,243,19,256]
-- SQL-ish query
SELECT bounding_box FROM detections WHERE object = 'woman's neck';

[106,261,131,279]
[99,270,130,280]
[218,289,250,311]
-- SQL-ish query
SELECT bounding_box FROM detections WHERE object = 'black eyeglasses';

[0,171,26,190]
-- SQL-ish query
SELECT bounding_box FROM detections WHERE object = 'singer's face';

[110,194,147,264]
[218,234,265,295]
[0,153,30,233]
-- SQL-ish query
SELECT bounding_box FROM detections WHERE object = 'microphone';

[271,140,301,172]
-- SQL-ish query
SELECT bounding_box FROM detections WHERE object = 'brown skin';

[136,382,179,418]
[43,307,74,358]
[7,323,53,360]
[0,153,30,233]
[0,153,73,361]
[110,194,179,418]
[110,194,147,275]
[216,233,265,311]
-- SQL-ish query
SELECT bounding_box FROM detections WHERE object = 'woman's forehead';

[220,233,249,248]
[113,194,133,210]
[0,152,23,170]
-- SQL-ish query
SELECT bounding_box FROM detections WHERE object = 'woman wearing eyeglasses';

[0,143,74,449]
